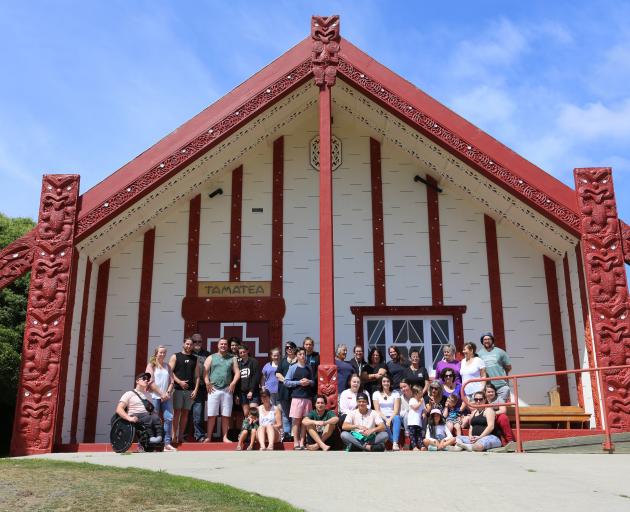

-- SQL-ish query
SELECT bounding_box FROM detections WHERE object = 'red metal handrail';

[459,364,630,453]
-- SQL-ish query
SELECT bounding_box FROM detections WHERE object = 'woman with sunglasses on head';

[145,345,176,451]
[450,391,502,451]
[434,344,461,384]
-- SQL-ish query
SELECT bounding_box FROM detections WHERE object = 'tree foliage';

[0,212,36,453]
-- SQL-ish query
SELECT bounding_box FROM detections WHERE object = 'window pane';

[430,319,450,367]
[392,319,424,362]
[367,319,386,355]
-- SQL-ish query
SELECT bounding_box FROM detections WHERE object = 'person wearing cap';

[116,372,164,450]
[478,332,512,402]
[423,408,453,451]
[341,392,388,451]
[276,341,298,440]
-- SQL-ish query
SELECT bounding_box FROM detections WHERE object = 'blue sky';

[1,0,629,227]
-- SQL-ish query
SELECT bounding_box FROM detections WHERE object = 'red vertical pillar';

[574,167,630,433]
[312,14,340,410]
[10,174,80,456]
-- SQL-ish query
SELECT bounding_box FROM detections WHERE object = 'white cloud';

[557,98,630,140]
[449,85,516,127]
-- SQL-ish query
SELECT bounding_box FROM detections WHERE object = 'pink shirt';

[119,389,151,415]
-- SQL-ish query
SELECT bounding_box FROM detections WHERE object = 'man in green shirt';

[302,394,339,451]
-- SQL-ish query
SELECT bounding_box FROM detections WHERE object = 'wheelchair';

[110,414,165,453]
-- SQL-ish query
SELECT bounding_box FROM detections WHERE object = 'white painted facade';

[68,95,594,441]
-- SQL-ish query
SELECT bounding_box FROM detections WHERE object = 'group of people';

[116,331,514,452]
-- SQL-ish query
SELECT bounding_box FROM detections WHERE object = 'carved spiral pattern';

[0,229,36,288]
[11,174,79,456]
[575,168,630,432]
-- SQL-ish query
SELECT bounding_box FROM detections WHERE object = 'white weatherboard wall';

[60,252,87,443]
[76,260,99,442]
[382,140,431,305]
[496,221,556,405]
[241,146,272,281]
[199,174,231,282]
[148,203,189,357]
[94,235,143,441]
[556,256,579,406]
[282,110,320,343]
[439,187,492,338]
[332,123,374,345]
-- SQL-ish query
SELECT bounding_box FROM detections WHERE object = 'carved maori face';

[311,15,340,44]
[318,365,338,411]
[17,382,56,451]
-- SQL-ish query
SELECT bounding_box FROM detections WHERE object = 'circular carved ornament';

[310,135,342,172]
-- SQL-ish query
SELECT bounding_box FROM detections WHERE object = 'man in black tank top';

[168,338,199,444]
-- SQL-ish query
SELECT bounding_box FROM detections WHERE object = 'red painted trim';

[350,305,467,349]
[543,256,570,406]
[271,137,284,299]
[229,166,243,281]
[483,215,506,350]
[318,85,335,366]
[135,229,155,375]
[83,259,110,443]
[0,227,36,289]
[184,195,201,336]
[75,38,314,241]
[369,138,386,306]
[336,41,580,235]
[181,297,285,322]
[70,258,92,444]
[563,254,584,408]
[426,175,443,306]
[54,250,80,447]
[575,243,601,427]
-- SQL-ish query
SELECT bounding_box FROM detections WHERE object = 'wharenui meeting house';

[1,16,629,456]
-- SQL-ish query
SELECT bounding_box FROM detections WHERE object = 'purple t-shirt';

[435,359,462,384]
[262,362,279,393]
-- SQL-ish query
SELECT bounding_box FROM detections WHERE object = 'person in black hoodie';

[237,345,261,418]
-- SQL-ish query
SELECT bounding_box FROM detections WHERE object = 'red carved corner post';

[312,14,340,408]
[574,168,630,433]
[10,174,80,456]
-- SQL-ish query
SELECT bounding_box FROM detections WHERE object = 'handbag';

[350,430,375,445]
[133,390,155,414]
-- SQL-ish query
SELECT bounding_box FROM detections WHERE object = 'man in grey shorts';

[168,338,199,443]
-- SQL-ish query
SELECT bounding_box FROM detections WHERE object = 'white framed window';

[364,316,453,369]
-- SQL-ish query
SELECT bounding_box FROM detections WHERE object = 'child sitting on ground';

[423,408,453,450]
[407,385,426,451]
[237,408,259,451]
[443,393,464,436]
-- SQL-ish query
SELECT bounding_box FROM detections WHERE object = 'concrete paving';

[38,451,630,512]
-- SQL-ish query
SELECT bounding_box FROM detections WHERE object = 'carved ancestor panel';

[10,175,79,455]
[317,364,338,411]
[311,15,340,87]
[574,168,630,432]
[621,220,630,265]
[0,228,36,289]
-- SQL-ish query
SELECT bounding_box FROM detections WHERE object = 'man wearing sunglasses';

[116,372,164,447]
[276,341,298,441]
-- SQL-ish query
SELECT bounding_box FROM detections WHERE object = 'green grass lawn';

[0,458,302,512]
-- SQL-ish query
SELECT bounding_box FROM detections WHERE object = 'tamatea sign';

[198,281,271,297]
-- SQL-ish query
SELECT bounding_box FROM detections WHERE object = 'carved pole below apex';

[10,174,80,456]
[574,167,630,435]
[312,14,340,406]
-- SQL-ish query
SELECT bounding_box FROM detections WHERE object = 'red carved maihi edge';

[574,167,630,433]
[10,174,80,456]
[317,364,338,412]
[75,59,313,241]
[336,58,581,236]
[0,228,36,289]
[620,220,630,265]
[311,15,340,87]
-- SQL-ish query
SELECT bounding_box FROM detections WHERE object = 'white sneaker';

[149,436,162,444]
[392,442,400,451]
[456,440,473,452]
[164,444,177,452]
[446,445,463,452]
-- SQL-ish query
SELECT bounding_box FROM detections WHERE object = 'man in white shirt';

[341,393,388,451]
[116,372,164,447]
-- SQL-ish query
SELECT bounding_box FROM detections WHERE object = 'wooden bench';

[506,406,591,429]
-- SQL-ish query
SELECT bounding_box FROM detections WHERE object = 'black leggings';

[408,425,424,449]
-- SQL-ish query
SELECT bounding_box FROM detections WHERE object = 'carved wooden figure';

[10,174,79,456]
